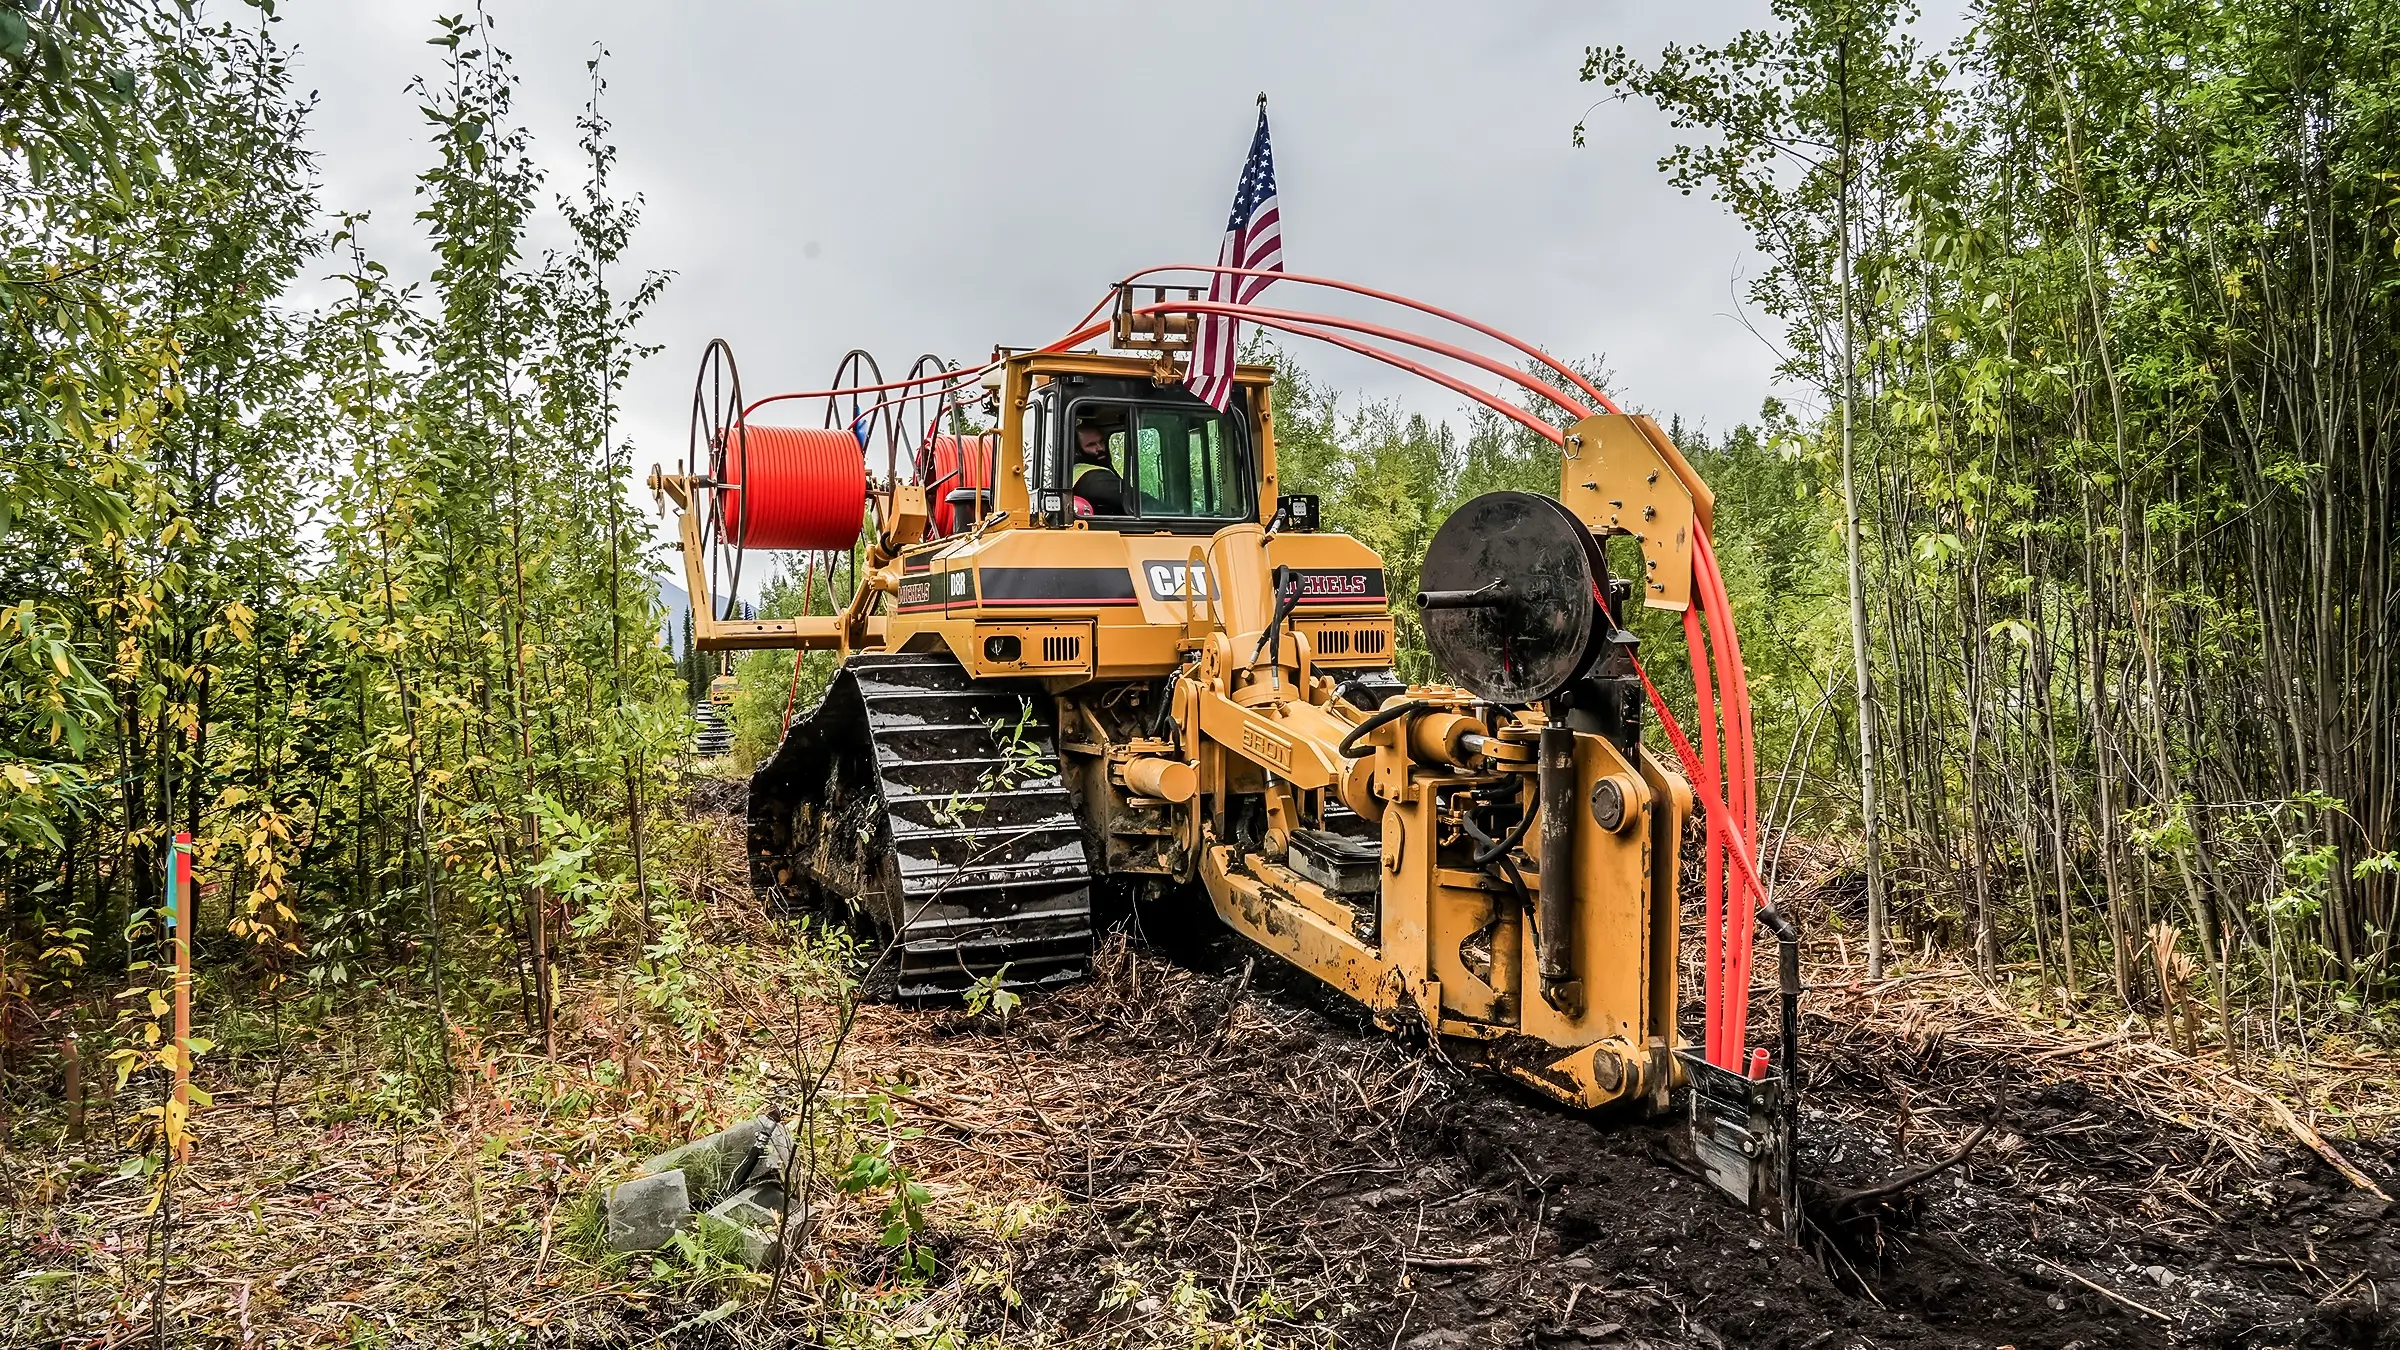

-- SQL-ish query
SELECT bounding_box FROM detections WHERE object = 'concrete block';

[726,1119,794,1197]
[698,1183,799,1269]
[605,1168,690,1254]
[639,1116,768,1201]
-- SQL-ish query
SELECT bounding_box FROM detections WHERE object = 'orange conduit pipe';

[720,426,869,552]
[927,434,998,535]
[744,364,973,423]
[1129,300,1593,422]
[1699,535,1762,1063]
[1631,530,1771,1071]
[1108,264,1623,414]
[781,646,805,735]
[1123,303,1570,442]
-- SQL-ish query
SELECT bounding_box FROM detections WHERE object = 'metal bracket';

[1111,282,1203,353]
[1557,413,1714,613]
[1682,1051,1796,1231]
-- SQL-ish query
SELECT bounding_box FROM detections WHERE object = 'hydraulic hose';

[1336,698,1428,760]
[1461,791,1536,867]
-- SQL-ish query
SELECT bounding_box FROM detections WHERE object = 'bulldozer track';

[689,698,733,756]
[750,653,1093,999]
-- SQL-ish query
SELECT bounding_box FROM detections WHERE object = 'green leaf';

[106,67,137,104]
[0,10,27,58]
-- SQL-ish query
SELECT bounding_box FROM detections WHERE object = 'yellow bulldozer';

[654,272,1800,1224]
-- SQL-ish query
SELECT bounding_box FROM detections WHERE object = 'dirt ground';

[7,785,2396,1349]
[790,788,2400,1350]
[825,935,2399,1350]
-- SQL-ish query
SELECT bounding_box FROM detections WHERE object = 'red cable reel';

[688,340,870,628]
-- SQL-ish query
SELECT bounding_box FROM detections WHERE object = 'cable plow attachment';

[1090,273,1800,1226]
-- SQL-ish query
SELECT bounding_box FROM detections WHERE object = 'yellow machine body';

[656,346,1709,1111]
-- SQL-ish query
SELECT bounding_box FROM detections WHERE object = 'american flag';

[1187,101,1282,410]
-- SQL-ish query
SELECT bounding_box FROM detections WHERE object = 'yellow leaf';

[147,990,168,1017]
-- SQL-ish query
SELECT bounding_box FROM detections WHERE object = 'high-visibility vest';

[1072,460,1108,484]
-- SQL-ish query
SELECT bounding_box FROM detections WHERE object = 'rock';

[697,1182,796,1269]
[639,1116,769,1201]
[606,1168,691,1253]
[725,1118,795,1198]
[2145,1265,2176,1287]
[616,1112,797,1262]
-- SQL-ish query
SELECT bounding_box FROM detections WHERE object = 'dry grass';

[1760,840,2400,1188]
[0,810,1407,1349]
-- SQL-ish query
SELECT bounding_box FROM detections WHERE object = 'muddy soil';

[935,937,2398,1350]
[684,779,2398,1348]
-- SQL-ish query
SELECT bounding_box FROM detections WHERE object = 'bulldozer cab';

[1058,383,1254,528]
[1000,355,1267,535]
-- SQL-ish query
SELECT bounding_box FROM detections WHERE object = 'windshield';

[1070,397,1251,524]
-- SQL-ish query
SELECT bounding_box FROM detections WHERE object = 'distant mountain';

[656,576,689,655]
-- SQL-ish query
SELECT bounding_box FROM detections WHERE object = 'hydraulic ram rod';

[1537,725,1579,1013]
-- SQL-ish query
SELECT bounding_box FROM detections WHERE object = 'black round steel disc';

[1419,491,1604,705]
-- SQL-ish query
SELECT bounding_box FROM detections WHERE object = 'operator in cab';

[1070,416,1126,517]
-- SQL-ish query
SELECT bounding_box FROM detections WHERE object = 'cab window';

[1132,405,1244,518]
[1067,392,1252,527]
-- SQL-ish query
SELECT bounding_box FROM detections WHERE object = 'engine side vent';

[971,621,1093,675]
[1298,619,1396,668]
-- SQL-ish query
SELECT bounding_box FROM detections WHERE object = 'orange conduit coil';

[719,425,867,551]
[927,433,998,535]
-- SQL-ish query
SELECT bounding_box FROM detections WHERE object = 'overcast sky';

[273,1,1823,588]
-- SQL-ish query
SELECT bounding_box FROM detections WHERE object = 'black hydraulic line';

[1250,566,1308,668]
[1152,664,1184,739]
[1335,698,1429,759]
[1757,904,1802,1099]
[1463,808,1538,929]
[1489,854,1533,935]
[1461,790,1535,867]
